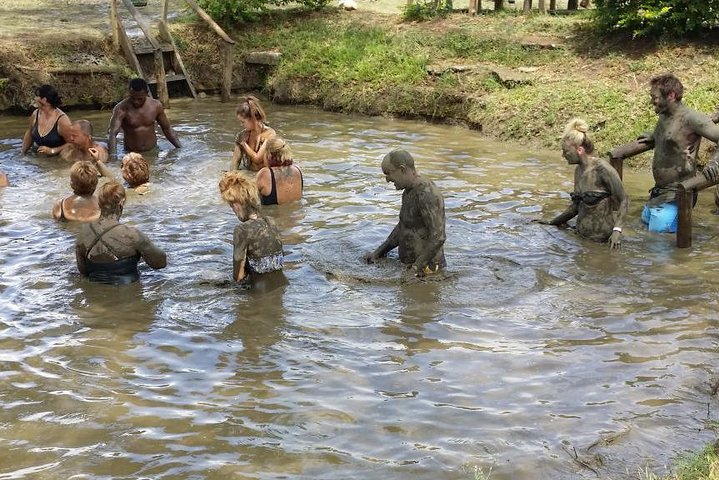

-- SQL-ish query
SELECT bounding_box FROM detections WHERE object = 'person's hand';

[532,218,551,225]
[704,164,719,183]
[88,147,101,162]
[364,252,380,264]
[37,146,56,155]
[240,142,251,155]
[412,264,426,278]
[636,132,653,144]
[608,230,622,250]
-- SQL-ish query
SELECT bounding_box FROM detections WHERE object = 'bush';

[402,0,452,22]
[594,0,719,38]
[198,0,329,23]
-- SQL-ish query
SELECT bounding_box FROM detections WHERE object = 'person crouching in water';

[538,118,629,249]
[256,137,303,205]
[218,171,284,284]
[52,161,101,222]
[121,153,151,195]
[75,182,166,285]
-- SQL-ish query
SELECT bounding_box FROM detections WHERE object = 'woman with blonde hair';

[52,161,101,222]
[75,182,166,284]
[256,136,303,205]
[538,118,628,249]
[121,152,151,194]
[219,171,284,283]
[230,96,276,172]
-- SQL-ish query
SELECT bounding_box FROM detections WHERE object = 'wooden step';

[134,43,175,55]
[147,73,187,84]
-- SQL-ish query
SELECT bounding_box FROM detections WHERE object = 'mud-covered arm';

[365,223,400,263]
[232,225,249,281]
[600,163,629,230]
[108,105,125,156]
[135,230,167,270]
[609,130,655,160]
[156,107,181,149]
[412,189,446,272]
[547,200,579,226]
[21,111,37,154]
[75,242,89,276]
[694,115,719,181]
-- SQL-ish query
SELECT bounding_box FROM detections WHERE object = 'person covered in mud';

[52,161,103,222]
[61,120,109,164]
[610,73,719,233]
[218,171,284,283]
[538,118,628,249]
[75,182,167,285]
[364,149,446,277]
[256,137,303,205]
[231,96,276,172]
[108,78,181,155]
[21,84,72,156]
[120,152,151,195]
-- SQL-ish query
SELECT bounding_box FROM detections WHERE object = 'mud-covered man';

[609,73,719,233]
[364,149,446,277]
[108,78,181,155]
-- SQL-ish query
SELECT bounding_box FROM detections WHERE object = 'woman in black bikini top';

[21,84,71,156]
[256,137,303,206]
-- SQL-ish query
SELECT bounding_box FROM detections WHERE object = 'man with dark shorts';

[364,149,446,277]
[610,73,719,233]
[108,78,181,155]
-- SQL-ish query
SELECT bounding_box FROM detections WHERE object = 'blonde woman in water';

[538,118,628,249]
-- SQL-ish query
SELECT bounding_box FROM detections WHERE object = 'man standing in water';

[364,149,446,277]
[609,73,719,233]
[62,120,109,164]
[108,78,181,155]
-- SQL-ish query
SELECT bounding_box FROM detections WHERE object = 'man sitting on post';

[108,78,181,155]
[364,149,446,277]
[609,73,719,233]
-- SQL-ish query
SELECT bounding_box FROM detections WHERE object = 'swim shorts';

[641,201,678,233]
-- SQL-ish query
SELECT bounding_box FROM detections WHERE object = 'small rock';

[489,67,532,88]
[198,92,207,98]
[245,51,282,66]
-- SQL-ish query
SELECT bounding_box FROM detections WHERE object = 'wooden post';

[111,0,120,49]
[469,0,478,15]
[676,185,694,248]
[154,49,169,107]
[549,0,556,10]
[494,0,503,10]
[538,0,545,12]
[523,0,531,11]
[221,42,233,103]
[567,0,578,9]
[162,0,169,23]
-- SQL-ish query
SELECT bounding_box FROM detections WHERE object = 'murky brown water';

[1,98,718,479]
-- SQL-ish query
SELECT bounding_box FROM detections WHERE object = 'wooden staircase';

[110,0,235,106]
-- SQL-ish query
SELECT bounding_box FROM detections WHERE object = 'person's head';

[128,78,149,108]
[218,171,260,219]
[70,161,100,196]
[561,118,594,165]
[98,181,126,218]
[68,119,93,148]
[265,137,293,167]
[236,96,267,130]
[381,149,417,190]
[650,73,683,113]
[35,84,62,108]
[121,153,150,187]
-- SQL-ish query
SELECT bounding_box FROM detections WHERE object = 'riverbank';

[2,2,719,166]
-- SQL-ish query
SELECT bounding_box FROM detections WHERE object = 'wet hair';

[650,73,684,102]
[266,137,293,167]
[70,161,99,196]
[121,153,150,187]
[98,182,126,217]
[218,171,260,211]
[562,118,595,154]
[72,119,93,136]
[384,149,416,170]
[129,78,149,93]
[235,96,267,123]
[35,84,62,108]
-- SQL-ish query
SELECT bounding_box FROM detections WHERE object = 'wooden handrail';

[120,0,161,50]
[183,0,235,45]
[676,173,719,248]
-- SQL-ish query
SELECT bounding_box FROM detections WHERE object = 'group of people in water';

[7,72,719,286]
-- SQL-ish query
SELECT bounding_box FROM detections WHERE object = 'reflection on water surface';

[0,98,718,479]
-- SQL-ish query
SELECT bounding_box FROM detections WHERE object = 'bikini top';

[260,166,304,206]
[570,190,611,207]
[31,110,66,148]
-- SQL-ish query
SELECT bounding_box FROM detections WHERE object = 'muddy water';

[1,98,718,479]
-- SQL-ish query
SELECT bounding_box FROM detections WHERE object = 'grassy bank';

[173,8,719,165]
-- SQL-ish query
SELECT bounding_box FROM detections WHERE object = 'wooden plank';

[538,0,545,12]
[47,66,127,75]
[158,20,197,98]
[221,41,233,102]
[120,0,161,50]
[523,0,531,11]
[134,43,175,55]
[183,0,235,44]
[549,0,556,9]
[117,16,145,80]
[494,0,503,10]
[469,0,478,15]
[162,0,169,23]
[111,0,120,49]
[154,49,169,107]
